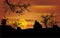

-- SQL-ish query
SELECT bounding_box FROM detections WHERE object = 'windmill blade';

[5,0,15,12]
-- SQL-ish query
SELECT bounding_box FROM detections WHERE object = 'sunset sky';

[0,0,60,29]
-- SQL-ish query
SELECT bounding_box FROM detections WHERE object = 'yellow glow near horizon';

[17,18,28,29]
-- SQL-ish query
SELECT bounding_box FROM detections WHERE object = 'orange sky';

[0,0,60,29]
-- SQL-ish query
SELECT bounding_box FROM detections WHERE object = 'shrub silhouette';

[33,20,42,30]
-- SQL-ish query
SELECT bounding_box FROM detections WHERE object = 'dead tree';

[41,13,58,28]
[41,15,50,28]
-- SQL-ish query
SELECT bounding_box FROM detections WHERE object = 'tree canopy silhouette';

[41,13,58,28]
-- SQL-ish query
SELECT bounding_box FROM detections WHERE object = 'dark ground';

[0,19,60,37]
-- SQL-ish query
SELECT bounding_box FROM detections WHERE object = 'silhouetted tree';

[0,18,22,36]
[41,15,50,28]
[41,13,58,28]
[0,19,11,33]
[48,13,58,28]
[4,0,30,13]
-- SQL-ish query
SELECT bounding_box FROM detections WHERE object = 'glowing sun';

[17,18,27,29]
